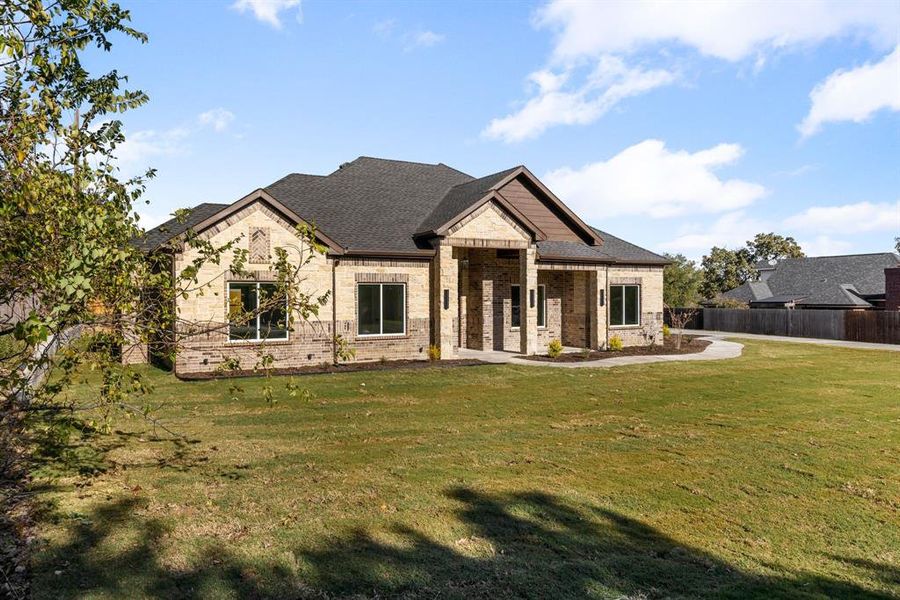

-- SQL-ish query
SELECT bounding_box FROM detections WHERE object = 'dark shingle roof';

[136,203,228,251]
[725,253,900,307]
[266,157,473,251]
[415,167,520,236]
[590,228,669,264]
[140,157,667,265]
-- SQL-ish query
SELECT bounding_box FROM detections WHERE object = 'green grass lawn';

[28,340,900,599]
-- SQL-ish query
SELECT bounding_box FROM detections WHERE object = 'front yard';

[28,340,900,599]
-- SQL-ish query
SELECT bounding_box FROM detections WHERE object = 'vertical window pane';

[511,285,521,328]
[229,283,257,340]
[625,285,639,325]
[382,284,405,334]
[259,283,288,339]
[610,285,624,326]
[537,285,546,327]
[358,284,381,335]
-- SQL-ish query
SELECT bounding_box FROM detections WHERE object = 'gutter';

[329,248,436,260]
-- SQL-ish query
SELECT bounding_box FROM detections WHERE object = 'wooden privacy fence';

[695,308,900,344]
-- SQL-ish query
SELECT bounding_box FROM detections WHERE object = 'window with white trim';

[511,284,546,328]
[357,283,406,336]
[228,282,288,341]
[610,284,640,326]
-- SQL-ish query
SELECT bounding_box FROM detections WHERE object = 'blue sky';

[94,0,899,260]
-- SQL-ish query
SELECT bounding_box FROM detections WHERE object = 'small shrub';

[333,335,356,363]
[608,335,623,352]
[581,347,592,359]
[547,339,563,358]
[427,345,441,361]
[662,324,671,338]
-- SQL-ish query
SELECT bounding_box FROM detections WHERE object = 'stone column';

[458,250,468,349]
[588,267,608,350]
[433,240,458,358]
[519,246,538,355]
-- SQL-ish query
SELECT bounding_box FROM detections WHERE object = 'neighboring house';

[721,253,900,309]
[136,157,667,376]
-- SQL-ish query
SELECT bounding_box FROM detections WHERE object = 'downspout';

[604,264,610,349]
[331,258,338,365]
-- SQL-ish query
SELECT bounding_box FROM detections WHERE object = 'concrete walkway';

[456,336,744,369]
[680,329,900,352]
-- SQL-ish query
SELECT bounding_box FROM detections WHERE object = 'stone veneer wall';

[334,257,431,362]
[607,265,664,347]
[172,200,431,376]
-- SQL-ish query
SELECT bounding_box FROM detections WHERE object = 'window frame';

[511,284,547,329]
[226,281,290,343]
[609,284,641,327]
[356,282,407,337]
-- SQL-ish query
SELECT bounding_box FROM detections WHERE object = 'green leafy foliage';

[547,339,563,358]
[427,345,441,361]
[608,336,623,352]
[663,253,702,307]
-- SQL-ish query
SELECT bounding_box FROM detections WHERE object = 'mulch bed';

[178,358,487,380]
[518,336,711,363]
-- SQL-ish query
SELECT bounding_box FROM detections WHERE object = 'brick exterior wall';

[885,267,900,311]
[156,197,663,375]
[606,265,664,347]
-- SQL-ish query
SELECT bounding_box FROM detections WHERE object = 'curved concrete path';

[457,336,743,369]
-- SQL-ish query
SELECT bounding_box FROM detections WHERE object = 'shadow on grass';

[32,487,893,600]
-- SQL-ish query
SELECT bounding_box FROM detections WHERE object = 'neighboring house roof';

[722,253,900,308]
[139,157,666,265]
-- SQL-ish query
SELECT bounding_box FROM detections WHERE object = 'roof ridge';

[800,252,899,259]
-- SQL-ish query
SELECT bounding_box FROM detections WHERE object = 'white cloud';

[115,108,236,174]
[798,45,900,137]
[198,108,236,132]
[543,139,767,220]
[231,0,301,29]
[374,19,445,51]
[483,1,898,142]
[784,201,900,233]
[659,211,768,254]
[483,57,675,142]
[798,235,854,256]
[406,30,445,50]
[116,127,191,169]
[535,0,898,63]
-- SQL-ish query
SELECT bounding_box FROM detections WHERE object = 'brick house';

[135,157,667,376]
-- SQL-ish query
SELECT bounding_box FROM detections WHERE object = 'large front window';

[511,284,546,328]
[610,284,640,327]
[228,282,288,341]
[357,283,406,336]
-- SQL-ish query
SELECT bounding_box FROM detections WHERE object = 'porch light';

[443,288,450,310]
[600,289,605,307]
[529,288,535,308]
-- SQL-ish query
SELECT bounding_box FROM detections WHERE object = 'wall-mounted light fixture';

[443,288,450,310]
[599,289,605,307]
[529,288,535,308]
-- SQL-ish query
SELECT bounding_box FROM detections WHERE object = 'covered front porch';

[433,241,607,358]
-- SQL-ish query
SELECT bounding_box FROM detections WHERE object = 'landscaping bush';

[608,335,623,352]
[427,345,441,361]
[547,339,563,358]
[662,324,671,338]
